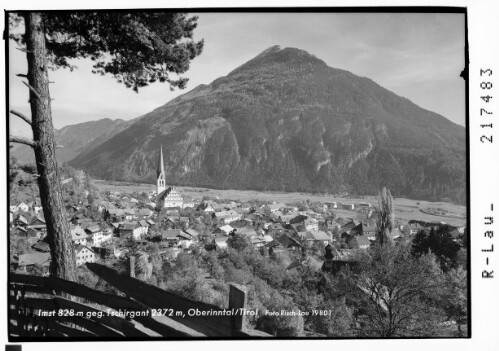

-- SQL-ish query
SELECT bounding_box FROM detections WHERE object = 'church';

[156,146,184,209]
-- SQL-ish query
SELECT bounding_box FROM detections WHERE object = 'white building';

[75,245,96,266]
[85,224,106,247]
[17,202,30,212]
[71,226,88,246]
[216,210,242,224]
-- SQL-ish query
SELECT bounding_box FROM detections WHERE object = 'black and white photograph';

[3,5,478,344]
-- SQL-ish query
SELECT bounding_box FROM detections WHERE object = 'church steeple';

[157,145,166,194]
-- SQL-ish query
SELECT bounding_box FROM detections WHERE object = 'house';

[325,202,338,209]
[390,228,403,240]
[322,245,360,274]
[16,215,29,228]
[136,208,153,219]
[138,219,150,229]
[216,225,235,236]
[268,223,285,236]
[250,236,266,248]
[340,220,359,235]
[14,227,28,237]
[32,239,50,252]
[250,235,273,248]
[235,227,258,238]
[230,219,250,228]
[70,214,92,226]
[184,228,199,239]
[304,218,319,231]
[351,222,377,240]
[299,230,331,245]
[407,222,425,235]
[160,229,194,248]
[179,217,190,227]
[177,231,195,248]
[107,209,126,222]
[75,245,96,266]
[267,203,286,213]
[212,203,224,212]
[161,229,184,246]
[124,209,136,221]
[17,202,30,212]
[275,233,303,249]
[17,252,51,274]
[408,220,444,231]
[240,203,252,211]
[197,202,215,213]
[215,210,242,224]
[346,235,371,250]
[357,202,373,209]
[27,227,45,241]
[289,215,308,225]
[214,237,229,251]
[137,220,149,237]
[84,224,105,247]
[284,223,301,236]
[118,222,144,240]
[71,226,88,246]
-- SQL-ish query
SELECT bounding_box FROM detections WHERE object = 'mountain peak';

[229,45,326,76]
[69,46,466,204]
[255,45,282,57]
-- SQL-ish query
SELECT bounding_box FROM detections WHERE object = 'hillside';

[11,118,136,164]
[69,45,466,204]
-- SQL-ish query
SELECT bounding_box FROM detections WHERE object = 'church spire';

[157,145,166,195]
[157,145,165,178]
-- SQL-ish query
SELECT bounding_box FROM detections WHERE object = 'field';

[94,180,467,227]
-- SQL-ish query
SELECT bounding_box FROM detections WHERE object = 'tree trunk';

[23,12,76,281]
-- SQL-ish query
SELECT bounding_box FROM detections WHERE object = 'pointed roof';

[157,145,165,177]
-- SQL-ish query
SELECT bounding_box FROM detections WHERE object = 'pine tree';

[8,11,203,280]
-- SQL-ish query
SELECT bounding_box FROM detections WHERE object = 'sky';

[8,12,466,138]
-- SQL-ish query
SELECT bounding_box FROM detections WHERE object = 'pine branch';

[9,135,37,148]
[10,109,32,126]
[22,81,43,100]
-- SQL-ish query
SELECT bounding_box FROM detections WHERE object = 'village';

[9,147,467,277]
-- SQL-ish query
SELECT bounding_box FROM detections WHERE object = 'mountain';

[11,118,135,164]
[69,45,466,204]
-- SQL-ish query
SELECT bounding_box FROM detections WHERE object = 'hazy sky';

[8,12,465,138]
